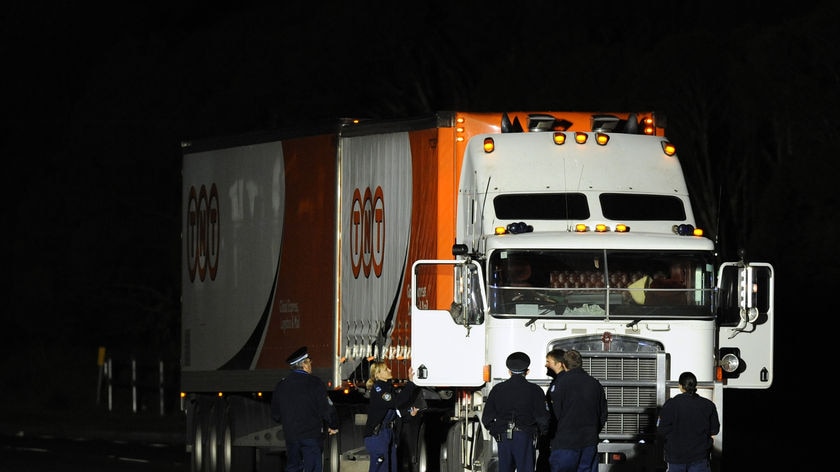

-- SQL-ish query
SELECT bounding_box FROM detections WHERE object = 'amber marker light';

[495,226,507,235]
[693,228,704,236]
[615,224,630,232]
[575,132,588,144]
[595,224,609,232]
[483,137,495,153]
[662,141,676,156]
[575,223,588,232]
[483,365,491,383]
[595,133,609,145]
[456,116,466,142]
[553,132,567,145]
[643,117,655,135]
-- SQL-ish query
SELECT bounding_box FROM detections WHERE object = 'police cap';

[287,346,309,365]
[506,351,530,374]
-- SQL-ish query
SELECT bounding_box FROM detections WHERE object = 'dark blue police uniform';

[481,352,551,472]
[657,390,720,472]
[364,379,417,472]
[271,347,339,472]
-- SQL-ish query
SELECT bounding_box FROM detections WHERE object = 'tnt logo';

[350,186,384,279]
[186,183,220,282]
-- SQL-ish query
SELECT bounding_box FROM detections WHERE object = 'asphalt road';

[0,430,185,472]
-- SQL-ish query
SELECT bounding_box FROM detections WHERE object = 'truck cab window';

[487,249,714,319]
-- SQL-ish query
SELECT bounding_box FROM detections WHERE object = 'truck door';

[411,259,487,387]
[717,262,775,388]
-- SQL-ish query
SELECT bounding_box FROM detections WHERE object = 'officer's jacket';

[271,370,339,440]
[481,373,550,437]
[364,379,417,437]
[548,367,608,449]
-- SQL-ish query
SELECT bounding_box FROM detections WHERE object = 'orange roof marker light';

[643,116,656,135]
[595,133,609,145]
[483,137,495,153]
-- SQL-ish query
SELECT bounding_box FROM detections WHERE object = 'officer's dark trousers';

[285,438,323,472]
[666,459,711,472]
[549,445,597,472]
[365,426,397,472]
[497,430,535,472]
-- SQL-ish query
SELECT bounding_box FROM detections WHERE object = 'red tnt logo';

[186,183,220,282]
[350,186,385,279]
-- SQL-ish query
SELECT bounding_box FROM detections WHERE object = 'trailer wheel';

[323,431,340,472]
[189,402,206,472]
[208,400,224,472]
[222,404,256,472]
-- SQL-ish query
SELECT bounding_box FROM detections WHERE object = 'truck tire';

[440,423,462,472]
[323,432,340,472]
[189,401,207,472]
[222,403,256,472]
[412,422,430,472]
[208,400,223,472]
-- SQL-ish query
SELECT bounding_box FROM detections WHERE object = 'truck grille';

[582,352,665,438]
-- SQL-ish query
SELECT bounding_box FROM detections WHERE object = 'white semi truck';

[180,111,773,472]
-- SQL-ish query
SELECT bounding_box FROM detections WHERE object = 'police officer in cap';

[481,351,550,472]
[271,346,339,472]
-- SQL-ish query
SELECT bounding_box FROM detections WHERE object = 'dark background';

[5,2,836,468]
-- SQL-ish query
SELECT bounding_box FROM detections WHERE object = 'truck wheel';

[413,422,430,472]
[222,404,256,472]
[440,423,462,472]
[208,400,224,472]
[323,432,340,472]
[189,402,206,472]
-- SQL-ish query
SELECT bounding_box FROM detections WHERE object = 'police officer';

[657,371,720,472]
[271,346,339,472]
[482,352,551,472]
[364,361,419,472]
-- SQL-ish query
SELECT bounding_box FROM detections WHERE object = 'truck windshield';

[486,249,715,319]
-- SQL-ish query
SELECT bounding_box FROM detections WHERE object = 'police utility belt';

[495,420,527,441]
[371,419,395,436]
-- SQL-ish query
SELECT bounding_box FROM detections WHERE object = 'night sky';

[5,2,837,468]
